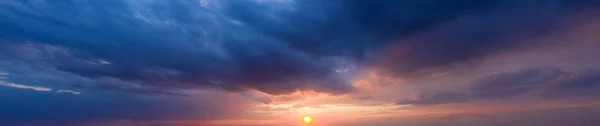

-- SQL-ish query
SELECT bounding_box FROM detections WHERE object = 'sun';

[303,115,313,124]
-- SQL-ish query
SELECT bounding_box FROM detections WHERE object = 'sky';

[1,0,600,126]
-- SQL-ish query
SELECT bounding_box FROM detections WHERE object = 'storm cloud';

[1,0,599,96]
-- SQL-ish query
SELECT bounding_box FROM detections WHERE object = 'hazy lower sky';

[1,0,600,126]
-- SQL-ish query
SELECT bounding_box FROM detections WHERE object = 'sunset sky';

[1,0,600,126]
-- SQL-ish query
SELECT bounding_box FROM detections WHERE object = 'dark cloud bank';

[398,67,600,105]
[1,0,599,96]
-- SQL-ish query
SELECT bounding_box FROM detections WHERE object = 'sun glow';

[303,115,313,124]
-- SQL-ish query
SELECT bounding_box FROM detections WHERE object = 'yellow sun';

[303,115,313,124]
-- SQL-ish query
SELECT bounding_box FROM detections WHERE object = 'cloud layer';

[398,67,600,105]
[1,0,600,126]
[2,0,599,95]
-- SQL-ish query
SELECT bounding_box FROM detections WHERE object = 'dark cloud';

[0,87,239,122]
[549,69,600,97]
[397,92,469,105]
[0,0,356,95]
[420,106,600,126]
[0,59,188,96]
[335,106,600,126]
[1,0,599,96]
[398,67,600,105]
[467,67,566,99]
[353,96,376,100]
[371,0,600,76]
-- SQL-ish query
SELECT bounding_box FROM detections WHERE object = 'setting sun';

[303,115,313,124]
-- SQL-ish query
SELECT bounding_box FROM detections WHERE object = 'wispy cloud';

[0,72,8,79]
[0,71,51,92]
[0,72,81,94]
[0,81,52,92]
[56,89,81,95]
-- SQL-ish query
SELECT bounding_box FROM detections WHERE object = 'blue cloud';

[0,86,236,122]
[1,0,598,95]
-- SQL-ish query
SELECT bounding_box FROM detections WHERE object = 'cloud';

[240,91,273,104]
[56,90,81,95]
[0,89,243,123]
[1,71,52,92]
[379,106,600,126]
[429,106,600,126]
[1,1,599,126]
[1,70,82,95]
[398,67,600,105]
[368,1,600,76]
[0,74,81,95]
[353,96,376,100]
[467,67,566,99]
[0,59,187,97]
[397,93,468,105]
[549,69,600,97]
[0,81,52,92]
[0,0,599,96]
